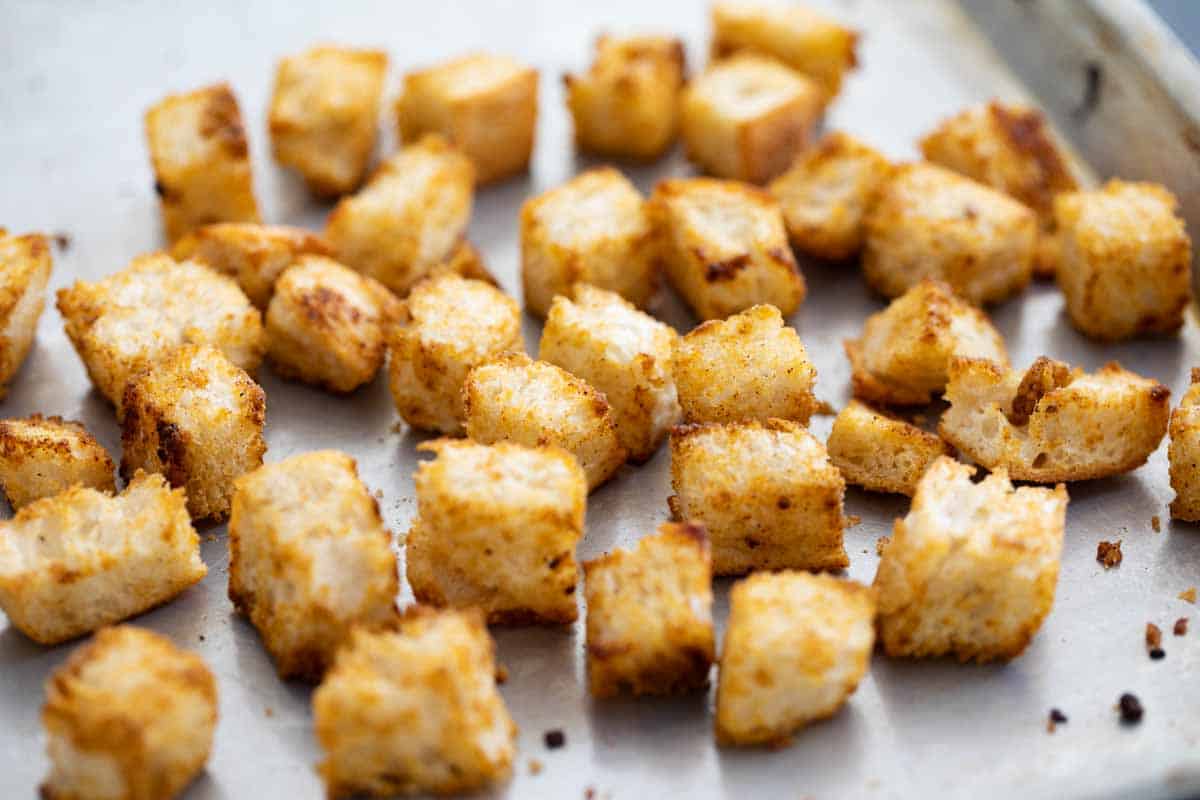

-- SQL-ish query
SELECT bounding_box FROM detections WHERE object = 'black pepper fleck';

[1149,647,1165,660]
[544,729,566,749]
[1050,708,1067,723]
[1118,693,1143,724]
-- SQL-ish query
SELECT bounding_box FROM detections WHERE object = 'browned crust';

[844,339,933,406]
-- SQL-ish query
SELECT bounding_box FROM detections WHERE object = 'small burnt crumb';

[1151,515,1161,533]
[1146,622,1162,649]
[1117,693,1143,724]
[584,789,596,800]
[1180,587,1197,604]
[153,180,167,198]
[198,634,206,642]
[1150,648,1165,660]
[777,497,791,510]
[1174,617,1189,636]
[1096,539,1123,569]
[544,729,566,749]
[1046,708,1068,733]
[52,232,72,252]
[528,758,543,776]
[494,664,509,684]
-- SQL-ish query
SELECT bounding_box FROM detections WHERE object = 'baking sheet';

[3,1,1200,798]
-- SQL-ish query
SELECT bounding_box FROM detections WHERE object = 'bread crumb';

[53,232,72,252]
[1151,515,1161,532]
[495,664,509,684]
[528,759,543,776]
[1046,708,1067,733]
[847,514,862,528]
[1096,540,1122,569]
[875,536,890,556]
[1174,618,1189,636]
[264,706,274,718]
[1146,623,1162,649]
[1180,587,1197,604]
[1118,693,1143,724]
[813,399,836,416]
[544,729,566,750]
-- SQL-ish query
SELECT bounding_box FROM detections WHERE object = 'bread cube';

[564,34,686,160]
[269,46,388,197]
[1054,180,1192,340]
[863,163,1037,305]
[649,177,805,320]
[672,304,816,425]
[680,54,823,184]
[144,83,260,242]
[0,230,52,398]
[826,401,952,496]
[584,521,714,697]
[325,133,473,296]
[0,414,115,509]
[228,451,397,681]
[940,357,1170,483]
[463,353,626,490]
[668,419,848,575]
[0,471,205,645]
[408,439,585,625]
[313,609,516,798]
[1169,369,1200,521]
[41,626,217,800]
[395,52,538,185]
[540,285,680,462]
[520,167,657,318]
[874,456,1066,661]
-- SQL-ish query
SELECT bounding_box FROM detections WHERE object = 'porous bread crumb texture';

[1169,369,1200,521]
[0,230,52,398]
[826,400,952,496]
[0,414,115,509]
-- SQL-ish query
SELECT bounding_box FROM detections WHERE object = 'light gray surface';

[3,1,1200,798]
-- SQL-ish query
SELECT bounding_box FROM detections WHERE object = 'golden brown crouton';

[826,401,952,496]
[1170,369,1200,521]
[0,230,52,398]
[0,414,114,509]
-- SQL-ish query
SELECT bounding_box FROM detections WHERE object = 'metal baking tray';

[4,1,1200,797]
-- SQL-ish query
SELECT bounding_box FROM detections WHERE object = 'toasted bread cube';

[716,571,874,746]
[408,440,585,625]
[228,451,398,681]
[0,471,205,645]
[540,285,680,462]
[672,304,816,425]
[1054,180,1192,340]
[649,177,805,320]
[668,419,847,575]
[41,626,217,800]
[1170,369,1200,521]
[845,278,1008,406]
[314,609,516,797]
[0,415,115,509]
[144,83,260,242]
[520,167,658,318]
[940,357,1170,483]
[0,231,52,398]
[863,163,1037,305]
[584,521,714,697]
[680,54,823,184]
[874,456,1066,661]
[463,353,626,490]
[269,46,388,197]
[826,401,951,496]
[395,52,538,185]
[565,34,686,160]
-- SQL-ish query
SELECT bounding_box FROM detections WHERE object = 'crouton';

[649,177,805,320]
[540,285,680,462]
[313,609,516,798]
[520,167,657,318]
[680,54,823,184]
[395,52,538,185]
[325,134,473,297]
[144,83,260,242]
[874,456,1066,661]
[1054,180,1192,340]
[463,353,626,491]
[0,415,114,509]
[826,401,952,496]
[1170,369,1200,521]
[408,439,585,625]
[940,357,1170,482]
[41,626,217,800]
[668,419,848,575]
[0,231,52,398]
[564,34,686,161]
[583,521,714,697]
[863,163,1037,305]
[672,304,816,425]
[268,45,389,196]
[715,571,875,746]
[0,471,205,645]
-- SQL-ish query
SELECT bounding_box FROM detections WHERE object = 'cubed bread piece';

[564,34,686,160]
[325,133,473,296]
[313,609,516,798]
[540,285,680,462]
[768,131,891,260]
[463,353,626,491]
[520,167,657,318]
[715,571,875,746]
[680,54,823,184]
[863,163,1037,305]
[649,177,805,320]
[0,415,115,509]
[228,451,398,681]
[668,419,848,575]
[584,521,714,697]
[0,471,205,645]
[41,626,217,800]
[672,304,816,425]
[144,83,260,242]
[408,439,585,625]
[826,401,952,496]
[269,45,388,196]
[1169,369,1200,521]
[873,456,1066,661]
[940,357,1170,483]
[1054,180,1192,340]
[120,344,266,522]
[845,278,1008,406]
[0,230,52,398]
[395,52,538,185]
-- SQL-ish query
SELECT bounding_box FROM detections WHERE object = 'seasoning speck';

[52,232,72,252]
[264,706,274,718]
[1151,515,1161,532]
[1174,617,1189,636]
[1149,648,1165,660]
[1180,587,1197,604]
[1046,708,1068,733]
[544,729,566,750]
[1096,540,1122,568]
[528,758,543,776]
[1146,622,1162,649]
[1118,693,1143,724]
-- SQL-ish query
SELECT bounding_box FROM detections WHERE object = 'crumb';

[373,488,383,500]
[495,664,509,684]
[1151,515,1161,532]
[1096,540,1122,568]
[585,789,596,800]
[264,706,274,717]
[875,536,890,556]
[813,399,836,416]
[1118,693,1143,724]
[390,421,405,434]
[528,758,543,776]
[1180,587,1197,604]
[1046,708,1067,733]
[1146,622,1162,649]
[1175,617,1189,636]
[544,729,566,750]
[198,634,206,642]
[847,514,862,527]
[53,232,72,252]
[1150,647,1165,660]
